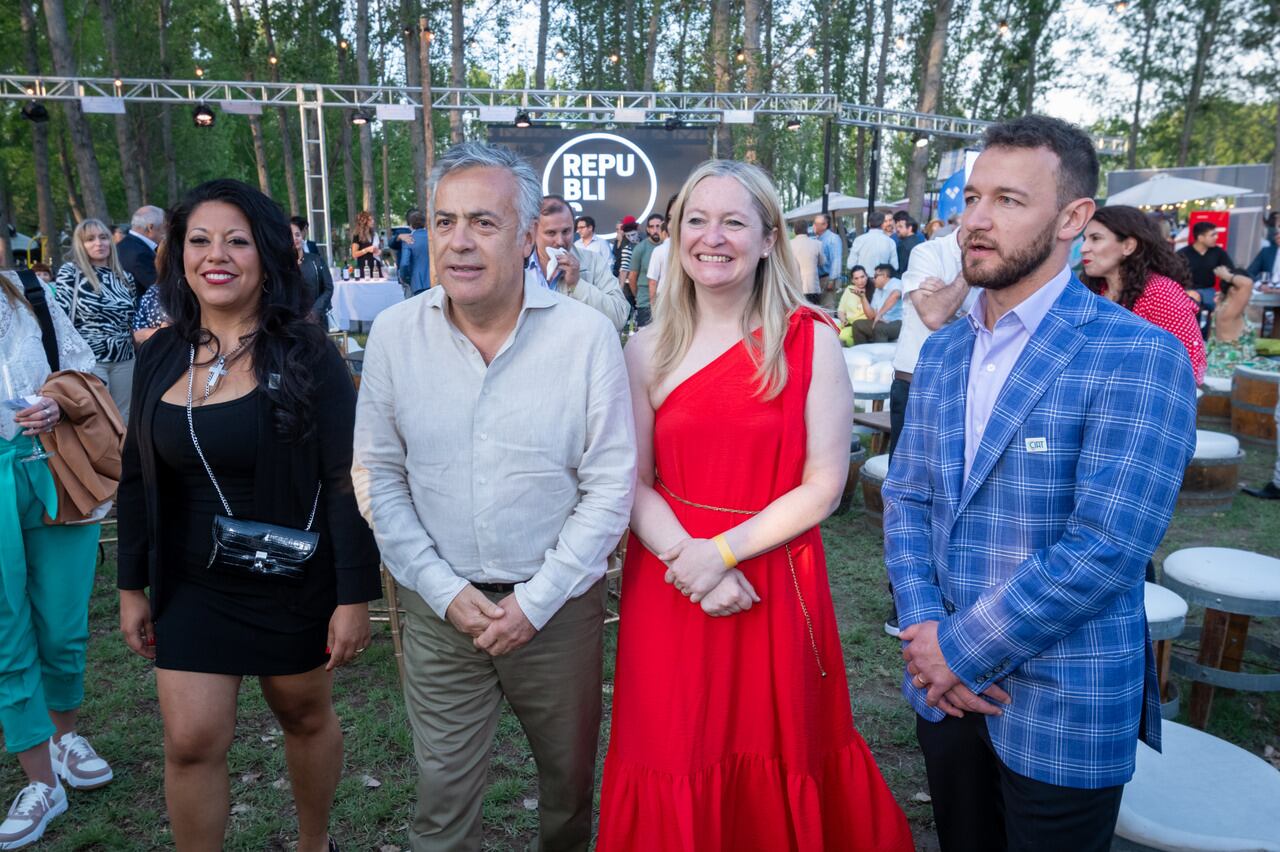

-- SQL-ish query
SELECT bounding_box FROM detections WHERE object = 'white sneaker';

[0,782,66,849]
[49,733,113,790]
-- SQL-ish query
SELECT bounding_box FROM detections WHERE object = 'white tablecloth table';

[330,276,404,329]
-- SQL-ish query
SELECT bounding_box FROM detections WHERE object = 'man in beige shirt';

[790,221,824,305]
[352,142,635,851]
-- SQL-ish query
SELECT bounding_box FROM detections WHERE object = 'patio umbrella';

[1105,173,1252,208]
[784,192,871,221]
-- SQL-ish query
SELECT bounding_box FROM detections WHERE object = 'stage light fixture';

[1113,0,1127,11]
[351,108,374,126]
[422,26,434,42]
[664,115,684,131]
[895,35,906,50]
[514,111,532,128]
[555,46,566,60]
[804,46,817,58]
[608,52,619,64]
[192,103,216,128]
[21,101,50,123]
[735,46,746,62]
[268,54,278,65]
[194,66,205,78]
[915,136,929,148]
[785,116,801,131]
[339,39,349,51]
[997,19,1010,37]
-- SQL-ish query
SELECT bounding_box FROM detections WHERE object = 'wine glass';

[1,362,53,464]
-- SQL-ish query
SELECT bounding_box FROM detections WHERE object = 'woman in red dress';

[1080,205,1207,384]
[597,160,913,852]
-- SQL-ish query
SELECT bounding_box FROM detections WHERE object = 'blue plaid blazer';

[884,277,1197,790]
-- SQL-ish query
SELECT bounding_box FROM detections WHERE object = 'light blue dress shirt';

[963,265,1071,476]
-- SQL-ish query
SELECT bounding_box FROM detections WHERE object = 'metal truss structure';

[1,74,1128,251]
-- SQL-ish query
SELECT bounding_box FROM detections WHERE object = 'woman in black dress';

[349,210,380,278]
[117,179,381,852]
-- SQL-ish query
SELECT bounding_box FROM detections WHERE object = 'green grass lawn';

[3,439,1278,851]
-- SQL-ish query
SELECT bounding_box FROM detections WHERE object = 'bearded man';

[882,115,1198,852]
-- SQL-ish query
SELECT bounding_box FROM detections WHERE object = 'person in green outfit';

[627,214,665,327]
[0,270,113,851]
[1203,270,1278,378]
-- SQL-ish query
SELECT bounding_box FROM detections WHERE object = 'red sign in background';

[1189,210,1231,254]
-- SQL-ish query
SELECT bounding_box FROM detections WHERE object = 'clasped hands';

[446,584,537,656]
[659,538,760,617]
[900,620,1010,718]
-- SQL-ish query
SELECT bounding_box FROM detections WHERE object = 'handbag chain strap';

[186,344,321,529]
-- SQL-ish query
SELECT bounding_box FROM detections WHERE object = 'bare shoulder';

[623,327,656,376]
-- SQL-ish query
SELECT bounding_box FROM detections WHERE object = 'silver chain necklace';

[201,335,252,402]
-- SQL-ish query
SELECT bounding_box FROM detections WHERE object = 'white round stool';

[1144,582,1188,719]
[1198,375,1232,430]
[859,453,890,526]
[1113,721,1280,852]
[1162,547,1280,728]
[1178,430,1244,514]
[852,341,897,363]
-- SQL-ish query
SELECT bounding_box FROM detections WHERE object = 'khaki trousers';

[399,581,605,852]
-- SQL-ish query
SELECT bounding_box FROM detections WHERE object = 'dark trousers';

[888,376,910,461]
[917,714,1123,852]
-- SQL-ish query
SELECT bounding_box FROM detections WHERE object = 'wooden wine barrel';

[1197,375,1232,430]
[1230,366,1279,446]
[859,454,890,528]
[1179,430,1244,514]
[837,444,868,515]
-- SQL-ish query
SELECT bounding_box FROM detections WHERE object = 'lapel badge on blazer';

[1024,437,1048,453]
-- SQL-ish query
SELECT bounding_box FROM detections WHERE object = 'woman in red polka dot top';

[1080,205,1207,384]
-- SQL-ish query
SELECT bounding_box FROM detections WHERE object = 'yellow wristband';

[712,534,738,569]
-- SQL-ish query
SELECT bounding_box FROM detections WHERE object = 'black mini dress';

[151,390,329,676]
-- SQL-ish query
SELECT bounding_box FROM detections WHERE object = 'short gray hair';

[130,205,165,231]
[428,142,541,237]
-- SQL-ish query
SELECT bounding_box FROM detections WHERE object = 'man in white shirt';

[890,229,978,458]
[527,195,630,331]
[645,220,671,319]
[574,215,613,265]
[848,220,898,278]
[790,221,824,304]
[352,142,636,851]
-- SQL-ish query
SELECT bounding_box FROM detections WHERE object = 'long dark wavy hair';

[1081,205,1191,309]
[158,178,328,442]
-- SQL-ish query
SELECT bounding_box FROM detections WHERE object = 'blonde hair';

[70,218,128,297]
[652,160,805,400]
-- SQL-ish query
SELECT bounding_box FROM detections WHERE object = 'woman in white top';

[0,271,113,849]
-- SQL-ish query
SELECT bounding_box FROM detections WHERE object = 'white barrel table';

[1113,721,1280,852]
[859,453,890,527]
[1144,582,1188,719]
[1162,547,1280,729]
[1178,430,1245,514]
[1197,375,1232,430]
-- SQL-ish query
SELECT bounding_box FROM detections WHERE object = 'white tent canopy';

[784,193,871,221]
[1105,173,1252,208]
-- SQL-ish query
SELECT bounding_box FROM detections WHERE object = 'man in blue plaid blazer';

[884,116,1198,852]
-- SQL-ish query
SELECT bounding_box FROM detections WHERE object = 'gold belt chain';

[656,479,826,677]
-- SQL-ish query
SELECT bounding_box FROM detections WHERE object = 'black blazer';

[117,326,382,619]
[116,233,157,298]
[1247,243,1278,281]
[300,253,335,317]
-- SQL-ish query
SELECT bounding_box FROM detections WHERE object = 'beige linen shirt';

[351,277,636,630]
